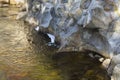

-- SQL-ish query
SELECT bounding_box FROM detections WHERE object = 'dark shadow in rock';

[25,23,58,57]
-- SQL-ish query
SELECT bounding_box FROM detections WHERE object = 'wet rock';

[17,0,113,57]
[17,0,120,79]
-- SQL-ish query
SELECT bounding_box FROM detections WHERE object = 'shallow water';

[0,7,110,80]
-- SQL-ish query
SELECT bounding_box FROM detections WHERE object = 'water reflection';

[0,7,110,80]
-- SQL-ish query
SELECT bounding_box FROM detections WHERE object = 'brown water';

[0,7,110,80]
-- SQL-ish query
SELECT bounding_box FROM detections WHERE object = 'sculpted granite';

[16,0,120,80]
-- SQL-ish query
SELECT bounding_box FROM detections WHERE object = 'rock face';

[0,0,9,3]
[0,0,9,7]
[0,0,25,5]
[17,0,120,80]
[10,0,17,5]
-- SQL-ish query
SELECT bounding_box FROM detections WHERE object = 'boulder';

[17,0,120,79]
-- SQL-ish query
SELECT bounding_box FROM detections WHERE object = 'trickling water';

[0,7,110,80]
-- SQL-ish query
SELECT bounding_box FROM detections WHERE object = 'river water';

[0,7,110,80]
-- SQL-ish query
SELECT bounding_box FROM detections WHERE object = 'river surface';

[0,7,110,80]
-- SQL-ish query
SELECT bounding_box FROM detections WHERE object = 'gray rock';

[17,0,120,79]
[107,54,120,80]
[111,64,120,80]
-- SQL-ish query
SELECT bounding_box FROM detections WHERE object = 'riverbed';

[0,7,110,80]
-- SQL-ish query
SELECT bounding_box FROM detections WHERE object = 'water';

[0,7,110,80]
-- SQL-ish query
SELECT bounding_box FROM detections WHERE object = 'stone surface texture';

[16,0,120,80]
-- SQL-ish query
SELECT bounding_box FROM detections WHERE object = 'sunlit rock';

[16,0,115,57]
[17,0,120,54]
[16,11,27,20]
[111,64,120,80]
[0,0,9,3]
[102,59,111,68]
[17,0,120,79]
[47,33,55,44]
[10,0,25,5]
[35,26,40,31]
